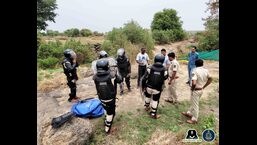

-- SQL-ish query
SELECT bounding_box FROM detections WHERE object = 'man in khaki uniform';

[182,59,212,124]
[165,52,180,104]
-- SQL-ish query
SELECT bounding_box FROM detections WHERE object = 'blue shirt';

[188,52,199,66]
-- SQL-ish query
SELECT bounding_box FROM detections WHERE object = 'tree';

[151,9,185,43]
[151,9,183,31]
[37,0,58,30]
[197,0,219,50]
[122,20,144,44]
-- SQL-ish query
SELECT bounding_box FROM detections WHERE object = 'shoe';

[150,113,161,119]
[186,119,197,124]
[145,106,150,111]
[181,112,193,118]
[173,101,180,105]
[186,81,190,84]
[73,96,80,100]
[164,99,174,103]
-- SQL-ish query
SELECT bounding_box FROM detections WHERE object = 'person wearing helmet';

[91,50,109,75]
[62,49,79,102]
[94,59,119,134]
[99,50,108,59]
[116,48,131,95]
[141,54,168,119]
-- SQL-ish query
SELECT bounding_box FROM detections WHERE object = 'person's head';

[191,46,197,53]
[96,59,109,73]
[154,54,165,65]
[168,52,176,61]
[141,48,146,54]
[64,49,76,60]
[99,50,108,59]
[117,48,125,59]
[195,59,204,67]
[161,48,166,56]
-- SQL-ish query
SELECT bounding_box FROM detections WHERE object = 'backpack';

[71,98,104,118]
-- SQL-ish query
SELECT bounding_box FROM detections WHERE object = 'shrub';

[80,28,92,37]
[38,57,59,69]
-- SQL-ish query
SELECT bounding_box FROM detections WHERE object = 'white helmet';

[99,50,108,58]
[117,48,125,56]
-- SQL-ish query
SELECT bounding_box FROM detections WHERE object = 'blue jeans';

[188,65,196,82]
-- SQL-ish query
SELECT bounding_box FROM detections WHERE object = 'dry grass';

[41,36,105,45]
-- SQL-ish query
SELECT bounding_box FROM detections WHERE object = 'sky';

[47,0,210,33]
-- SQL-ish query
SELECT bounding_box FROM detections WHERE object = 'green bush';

[37,39,95,69]
[64,28,80,37]
[38,57,59,69]
[80,28,92,37]
[196,30,219,51]
[102,20,154,59]
[63,39,95,64]
[152,30,170,44]
[37,40,63,59]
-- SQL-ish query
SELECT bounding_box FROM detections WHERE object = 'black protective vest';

[146,63,165,91]
[94,71,115,100]
[117,57,129,76]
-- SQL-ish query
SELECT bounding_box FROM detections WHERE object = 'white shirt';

[191,66,211,88]
[163,55,171,68]
[136,53,149,66]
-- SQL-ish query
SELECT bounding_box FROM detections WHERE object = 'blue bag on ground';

[71,98,104,118]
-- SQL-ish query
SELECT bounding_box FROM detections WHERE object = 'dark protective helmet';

[64,49,76,59]
[154,54,165,64]
[99,50,108,59]
[96,59,109,72]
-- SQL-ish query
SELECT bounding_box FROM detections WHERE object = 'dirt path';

[37,40,219,144]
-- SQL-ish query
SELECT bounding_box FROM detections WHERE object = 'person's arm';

[191,80,196,91]
[64,61,77,73]
[166,58,171,69]
[196,53,199,60]
[136,53,140,64]
[141,68,149,90]
[168,62,178,85]
[127,59,131,74]
[190,70,197,91]
[203,71,212,89]
[168,71,177,85]
[203,77,213,89]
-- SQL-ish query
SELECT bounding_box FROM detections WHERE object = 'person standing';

[116,48,131,95]
[94,59,121,133]
[161,48,171,69]
[187,46,199,84]
[136,48,149,88]
[62,49,80,102]
[165,52,180,104]
[182,59,213,124]
[141,54,168,119]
